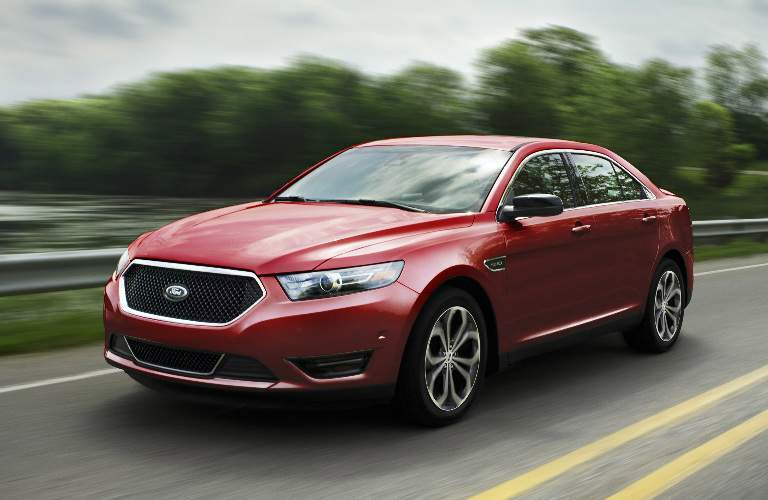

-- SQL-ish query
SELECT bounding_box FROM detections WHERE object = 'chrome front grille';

[119,260,265,326]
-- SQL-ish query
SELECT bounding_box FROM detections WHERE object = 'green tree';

[687,101,742,188]
[0,26,766,199]
[705,44,768,158]
[369,63,473,137]
[476,41,563,137]
[612,60,694,185]
[216,58,375,194]
[706,44,768,113]
[0,111,21,188]
[522,25,605,97]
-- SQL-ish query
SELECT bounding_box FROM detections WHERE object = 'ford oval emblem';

[163,284,189,302]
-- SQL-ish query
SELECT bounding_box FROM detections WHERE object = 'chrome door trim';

[495,148,657,221]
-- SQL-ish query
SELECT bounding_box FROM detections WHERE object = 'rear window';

[612,164,649,201]
[571,154,623,205]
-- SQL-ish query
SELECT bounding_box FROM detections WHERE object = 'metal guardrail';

[0,248,123,296]
[1,219,767,296]
[692,218,768,238]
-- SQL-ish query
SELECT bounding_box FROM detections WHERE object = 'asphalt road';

[1,254,767,499]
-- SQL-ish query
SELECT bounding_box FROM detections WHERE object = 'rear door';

[501,153,599,343]
[568,153,660,316]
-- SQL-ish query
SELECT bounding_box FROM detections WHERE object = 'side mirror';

[497,194,564,222]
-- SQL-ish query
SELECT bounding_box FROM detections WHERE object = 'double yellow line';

[608,408,768,499]
[471,364,768,499]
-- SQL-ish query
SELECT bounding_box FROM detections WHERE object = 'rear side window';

[612,164,649,201]
[571,154,623,205]
[509,153,575,208]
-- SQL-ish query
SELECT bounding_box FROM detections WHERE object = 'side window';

[571,154,623,205]
[509,154,574,208]
[612,164,649,201]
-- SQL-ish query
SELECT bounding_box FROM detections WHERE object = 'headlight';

[113,249,130,279]
[277,261,404,301]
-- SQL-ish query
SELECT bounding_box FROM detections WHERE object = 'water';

[0,191,251,254]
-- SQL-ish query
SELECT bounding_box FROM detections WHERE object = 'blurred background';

[2,3,768,498]
[2,3,768,354]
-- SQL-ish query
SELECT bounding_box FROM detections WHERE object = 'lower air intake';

[111,335,278,381]
[126,337,223,376]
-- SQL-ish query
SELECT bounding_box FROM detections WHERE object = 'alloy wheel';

[654,270,682,341]
[424,306,481,411]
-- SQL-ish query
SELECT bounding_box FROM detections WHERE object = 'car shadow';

[85,330,708,482]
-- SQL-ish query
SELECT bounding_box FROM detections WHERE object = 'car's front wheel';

[396,288,487,426]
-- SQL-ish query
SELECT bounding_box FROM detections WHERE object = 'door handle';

[571,224,591,234]
[642,215,657,223]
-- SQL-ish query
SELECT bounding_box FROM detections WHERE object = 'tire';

[623,259,685,353]
[396,287,488,426]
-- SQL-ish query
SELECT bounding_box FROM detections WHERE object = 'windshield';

[277,146,512,213]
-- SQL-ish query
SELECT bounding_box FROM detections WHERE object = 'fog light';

[290,351,372,379]
[216,355,277,381]
[109,334,132,359]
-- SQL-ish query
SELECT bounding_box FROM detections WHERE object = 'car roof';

[357,135,590,151]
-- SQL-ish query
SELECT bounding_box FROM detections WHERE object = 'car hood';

[133,202,474,274]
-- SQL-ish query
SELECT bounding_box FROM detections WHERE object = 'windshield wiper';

[272,196,426,212]
[272,195,312,202]
[319,198,426,213]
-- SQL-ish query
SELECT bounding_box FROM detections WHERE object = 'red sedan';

[104,136,693,426]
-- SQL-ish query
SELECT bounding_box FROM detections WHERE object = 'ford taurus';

[104,136,694,426]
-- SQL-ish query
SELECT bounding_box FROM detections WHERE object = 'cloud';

[751,0,768,15]
[0,0,766,104]
[23,0,182,39]
[26,1,139,39]
[658,39,711,63]
[134,0,179,24]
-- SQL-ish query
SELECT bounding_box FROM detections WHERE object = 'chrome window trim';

[495,148,656,219]
[568,150,656,204]
[124,336,226,376]
[118,258,267,327]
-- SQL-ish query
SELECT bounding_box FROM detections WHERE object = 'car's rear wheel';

[623,259,685,353]
[396,288,487,426]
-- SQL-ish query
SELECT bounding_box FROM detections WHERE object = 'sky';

[2,0,768,104]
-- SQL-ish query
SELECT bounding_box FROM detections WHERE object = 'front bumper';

[103,274,419,398]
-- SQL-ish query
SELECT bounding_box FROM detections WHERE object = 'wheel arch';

[403,270,501,376]
[439,276,500,374]
[657,247,691,307]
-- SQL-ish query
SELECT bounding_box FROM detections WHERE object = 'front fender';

[320,219,508,358]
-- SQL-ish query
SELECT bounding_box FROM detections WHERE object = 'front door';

[500,152,601,343]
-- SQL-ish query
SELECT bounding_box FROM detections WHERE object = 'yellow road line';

[470,364,768,500]
[607,409,768,499]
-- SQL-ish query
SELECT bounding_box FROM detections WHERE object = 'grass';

[695,238,768,261]
[747,160,768,172]
[0,288,103,356]
[671,168,768,220]
[1,240,768,357]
